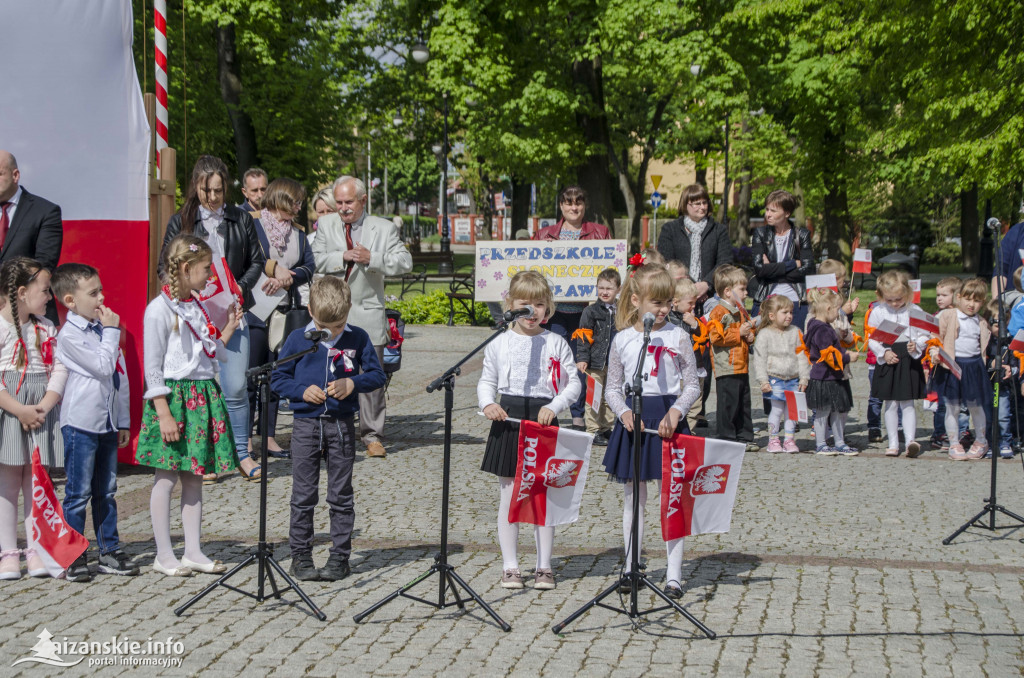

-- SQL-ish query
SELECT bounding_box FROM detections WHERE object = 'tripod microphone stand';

[353,316,513,631]
[175,341,327,621]
[553,320,715,637]
[943,217,1024,544]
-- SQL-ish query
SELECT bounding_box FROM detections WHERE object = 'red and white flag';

[29,445,89,578]
[1009,330,1024,353]
[853,248,872,274]
[937,347,962,379]
[871,319,906,345]
[909,279,922,304]
[909,307,939,334]
[805,273,838,292]
[197,253,245,329]
[660,434,745,541]
[784,390,809,423]
[509,420,592,527]
[585,373,603,411]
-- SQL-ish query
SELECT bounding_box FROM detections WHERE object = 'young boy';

[708,265,759,452]
[929,277,964,449]
[51,263,137,582]
[271,276,386,582]
[670,278,710,432]
[574,268,621,446]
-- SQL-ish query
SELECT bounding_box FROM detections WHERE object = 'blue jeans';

[867,366,883,430]
[61,426,121,554]
[219,324,251,461]
[544,310,586,420]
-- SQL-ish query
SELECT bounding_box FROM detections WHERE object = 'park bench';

[446,277,478,326]
[392,251,457,299]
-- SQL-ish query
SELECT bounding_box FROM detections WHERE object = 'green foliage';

[386,289,490,325]
[922,242,962,266]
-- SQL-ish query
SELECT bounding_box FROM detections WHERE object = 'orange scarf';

[570,328,594,344]
[921,337,943,370]
[691,319,710,355]
[817,345,844,372]
[795,331,810,359]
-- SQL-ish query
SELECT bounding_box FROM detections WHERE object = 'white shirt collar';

[5,185,22,206]
[65,310,98,331]
[302,320,351,348]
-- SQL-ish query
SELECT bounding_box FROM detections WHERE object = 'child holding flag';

[479,271,579,591]
[805,291,859,455]
[602,264,700,600]
[930,277,963,450]
[752,295,810,453]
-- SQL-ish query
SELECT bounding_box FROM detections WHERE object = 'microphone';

[304,328,329,341]
[642,312,656,335]
[986,217,1001,230]
[503,305,535,322]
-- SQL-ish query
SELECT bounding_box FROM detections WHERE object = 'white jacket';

[477,329,581,415]
[143,295,225,399]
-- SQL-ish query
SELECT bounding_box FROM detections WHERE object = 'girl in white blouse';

[479,271,580,592]
[601,264,700,600]
[135,235,242,577]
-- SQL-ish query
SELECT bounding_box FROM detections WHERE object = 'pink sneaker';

[948,443,969,461]
[766,437,783,453]
[0,550,21,581]
[782,438,800,454]
[965,441,988,459]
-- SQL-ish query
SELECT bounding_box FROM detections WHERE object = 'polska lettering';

[665,445,686,518]
[32,484,68,538]
[517,436,539,501]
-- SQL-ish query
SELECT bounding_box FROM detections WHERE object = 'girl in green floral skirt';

[137,234,242,576]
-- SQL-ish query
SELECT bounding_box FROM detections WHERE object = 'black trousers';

[716,374,753,442]
[289,416,356,559]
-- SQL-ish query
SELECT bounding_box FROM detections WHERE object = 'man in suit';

[238,167,268,213]
[312,176,412,458]
[0,150,63,321]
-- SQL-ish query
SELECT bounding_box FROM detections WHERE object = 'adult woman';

[656,184,733,304]
[247,178,315,459]
[161,155,266,481]
[533,185,610,429]
[311,188,336,228]
[750,189,815,328]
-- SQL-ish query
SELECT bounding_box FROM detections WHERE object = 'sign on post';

[651,175,663,191]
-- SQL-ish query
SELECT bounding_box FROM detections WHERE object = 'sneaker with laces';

[835,444,859,457]
[664,582,683,599]
[533,569,555,590]
[98,550,139,576]
[67,554,91,582]
[948,444,968,461]
[965,441,988,459]
[745,442,761,453]
[289,553,320,581]
[930,434,949,450]
[783,438,800,454]
[501,568,524,589]
[1000,446,1014,459]
[766,437,783,453]
[815,445,838,456]
[319,555,351,581]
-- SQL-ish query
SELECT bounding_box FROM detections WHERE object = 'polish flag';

[1009,330,1024,353]
[585,373,603,411]
[909,307,939,334]
[509,421,592,527]
[805,274,838,292]
[197,253,245,330]
[937,347,962,379]
[660,434,746,541]
[909,279,922,304]
[853,249,873,274]
[785,390,809,423]
[29,446,89,578]
[871,319,906,345]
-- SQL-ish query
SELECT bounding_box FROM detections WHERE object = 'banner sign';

[475,240,629,302]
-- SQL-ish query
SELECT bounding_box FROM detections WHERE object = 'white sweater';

[144,294,226,399]
[477,329,580,415]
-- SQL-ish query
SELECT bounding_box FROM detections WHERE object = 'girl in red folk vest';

[601,264,700,600]
[478,271,579,592]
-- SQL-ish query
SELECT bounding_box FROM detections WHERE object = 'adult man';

[239,167,269,212]
[312,176,412,458]
[0,150,63,321]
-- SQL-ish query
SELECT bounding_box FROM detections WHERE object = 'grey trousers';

[289,416,356,559]
[359,344,386,445]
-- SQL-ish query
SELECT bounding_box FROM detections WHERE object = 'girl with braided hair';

[0,257,68,580]
[136,234,243,576]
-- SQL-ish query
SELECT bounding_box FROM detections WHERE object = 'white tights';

[813,409,848,447]
[884,400,917,450]
[945,399,986,446]
[150,469,213,569]
[0,464,31,553]
[623,481,685,586]
[767,401,796,438]
[497,477,554,571]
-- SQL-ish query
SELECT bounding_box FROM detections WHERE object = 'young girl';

[806,292,859,455]
[0,258,67,580]
[932,278,991,460]
[752,295,810,453]
[868,271,929,457]
[478,271,579,591]
[602,264,700,600]
[137,235,242,576]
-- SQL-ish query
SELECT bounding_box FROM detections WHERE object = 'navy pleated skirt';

[934,355,991,407]
[602,394,690,483]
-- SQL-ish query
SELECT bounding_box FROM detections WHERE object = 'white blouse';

[477,329,580,415]
[954,311,982,358]
[605,324,700,418]
[143,294,226,399]
[867,302,930,360]
[0,315,67,395]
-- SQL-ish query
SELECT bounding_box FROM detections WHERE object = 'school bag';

[383,309,405,389]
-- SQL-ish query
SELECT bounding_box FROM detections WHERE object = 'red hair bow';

[628,253,645,268]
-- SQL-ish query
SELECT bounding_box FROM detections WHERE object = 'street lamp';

[415,41,453,274]
[411,34,430,64]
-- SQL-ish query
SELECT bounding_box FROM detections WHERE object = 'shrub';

[386,289,491,325]
[922,242,961,266]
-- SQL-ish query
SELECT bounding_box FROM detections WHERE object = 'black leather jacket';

[750,222,815,303]
[162,206,266,310]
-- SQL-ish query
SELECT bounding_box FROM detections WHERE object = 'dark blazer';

[750,222,815,303]
[247,216,316,328]
[656,217,732,290]
[0,187,63,270]
[162,206,266,310]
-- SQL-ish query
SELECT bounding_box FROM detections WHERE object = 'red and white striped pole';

[154,0,169,174]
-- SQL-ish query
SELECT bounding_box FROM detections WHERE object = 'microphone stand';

[174,341,327,621]
[553,321,715,637]
[354,316,515,631]
[943,219,1024,544]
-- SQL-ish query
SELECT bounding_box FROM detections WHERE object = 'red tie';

[344,222,354,281]
[0,202,10,250]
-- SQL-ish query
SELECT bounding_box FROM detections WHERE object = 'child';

[930,277,963,449]
[708,265,759,452]
[52,263,137,582]
[670,278,710,432]
[665,260,690,283]
[602,264,700,599]
[867,270,930,457]
[641,247,666,267]
[0,257,67,580]
[136,235,242,576]
[805,292,859,455]
[986,299,1017,459]
[271,276,385,581]
[932,278,992,460]
[479,271,579,591]
[752,295,810,453]
[574,268,621,446]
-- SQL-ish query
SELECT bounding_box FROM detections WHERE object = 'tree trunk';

[733,167,752,247]
[960,186,979,272]
[571,57,616,229]
[695,157,707,188]
[792,179,806,231]
[217,24,258,178]
[511,175,530,234]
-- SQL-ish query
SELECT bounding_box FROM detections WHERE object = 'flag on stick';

[509,420,592,526]
[1009,329,1024,353]
[660,434,745,541]
[785,390,809,423]
[936,347,962,379]
[853,248,872,274]
[871,319,906,345]
[29,443,88,578]
[805,274,839,292]
[909,307,939,334]
[909,279,922,304]
[585,373,603,412]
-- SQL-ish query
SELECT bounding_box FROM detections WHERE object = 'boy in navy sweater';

[271,276,385,581]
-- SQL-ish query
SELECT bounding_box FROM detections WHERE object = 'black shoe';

[869,428,883,443]
[695,418,708,429]
[290,554,320,581]
[664,583,682,600]
[930,434,949,450]
[319,555,351,581]
[591,434,607,447]
[267,448,290,459]
[97,550,139,576]
[618,578,634,594]
[67,554,91,583]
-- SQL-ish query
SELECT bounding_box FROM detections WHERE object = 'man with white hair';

[312,176,412,458]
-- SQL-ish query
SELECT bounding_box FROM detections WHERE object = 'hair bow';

[549,357,562,393]
[646,345,678,376]
[628,252,645,269]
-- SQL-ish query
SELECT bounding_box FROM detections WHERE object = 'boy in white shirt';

[51,263,136,582]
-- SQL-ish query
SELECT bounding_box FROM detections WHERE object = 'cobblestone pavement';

[2,324,1023,677]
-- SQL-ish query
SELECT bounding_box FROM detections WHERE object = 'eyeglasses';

[560,198,585,206]
[687,199,709,206]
